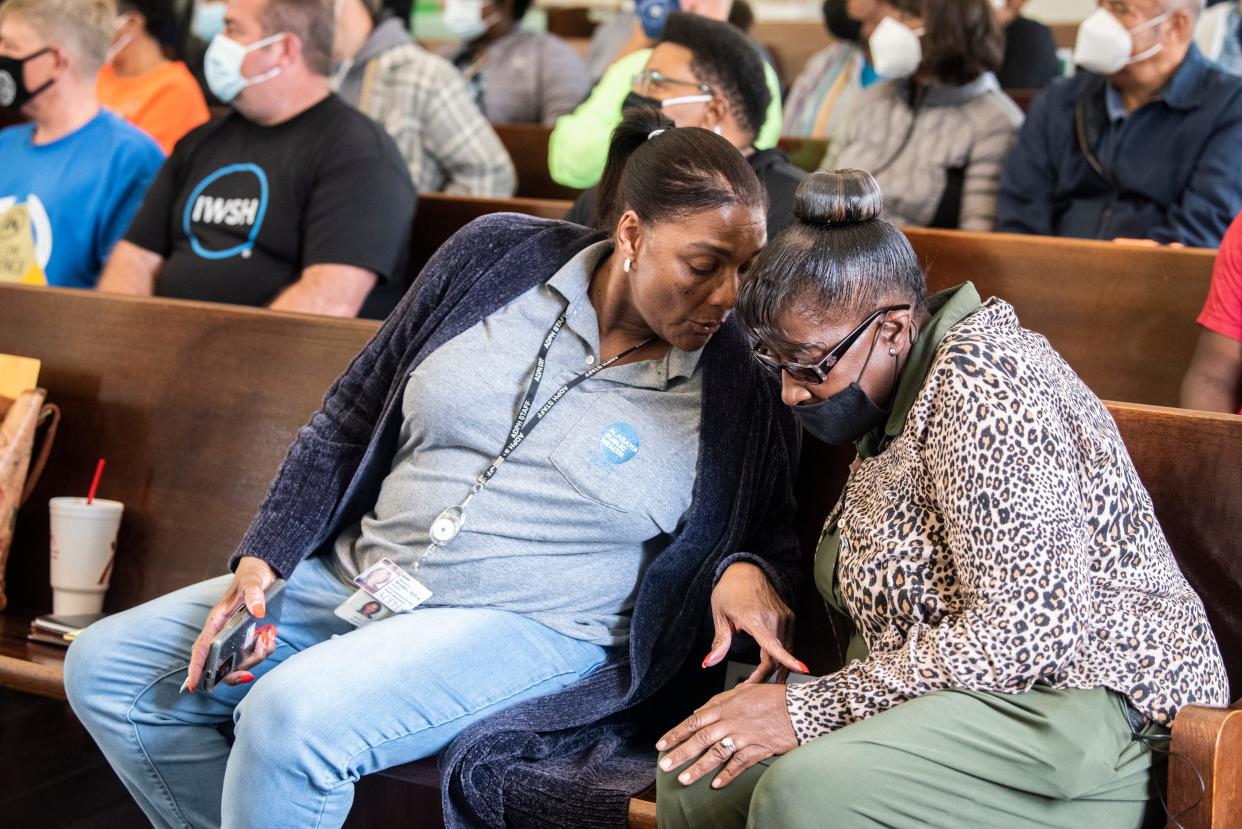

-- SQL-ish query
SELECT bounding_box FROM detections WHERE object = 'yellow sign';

[0,354,41,400]
[0,203,47,286]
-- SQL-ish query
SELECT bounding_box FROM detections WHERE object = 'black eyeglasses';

[752,304,911,385]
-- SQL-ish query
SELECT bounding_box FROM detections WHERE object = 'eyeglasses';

[752,305,911,385]
[632,70,714,98]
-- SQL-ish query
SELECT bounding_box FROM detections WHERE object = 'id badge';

[333,588,395,627]
[353,557,432,613]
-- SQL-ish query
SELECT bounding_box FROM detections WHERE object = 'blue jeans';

[64,554,607,829]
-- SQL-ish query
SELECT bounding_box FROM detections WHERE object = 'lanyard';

[414,311,654,571]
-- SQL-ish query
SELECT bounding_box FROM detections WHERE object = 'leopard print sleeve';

[786,337,1094,743]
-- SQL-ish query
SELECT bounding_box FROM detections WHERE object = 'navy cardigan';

[996,44,1242,248]
[229,214,802,827]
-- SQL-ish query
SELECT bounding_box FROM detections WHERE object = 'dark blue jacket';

[997,44,1242,247]
[229,213,802,827]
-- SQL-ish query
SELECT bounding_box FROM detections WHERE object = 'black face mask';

[0,49,54,110]
[791,382,889,446]
[790,321,909,446]
[822,0,863,43]
[622,90,663,112]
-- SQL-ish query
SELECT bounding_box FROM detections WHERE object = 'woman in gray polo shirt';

[65,109,807,829]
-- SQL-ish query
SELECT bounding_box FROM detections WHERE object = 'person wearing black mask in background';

[992,0,1059,89]
[567,12,806,237]
[782,0,888,144]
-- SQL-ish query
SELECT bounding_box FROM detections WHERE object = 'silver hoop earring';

[623,258,632,273]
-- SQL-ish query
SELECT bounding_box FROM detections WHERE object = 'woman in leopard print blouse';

[654,169,1229,829]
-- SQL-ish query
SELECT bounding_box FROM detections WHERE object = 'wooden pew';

[750,20,832,89]
[0,288,378,700]
[493,122,830,199]
[776,135,829,172]
[409,192,574,276]
[2,284,1240,826]
[905,228,1215,408]
[493,123,584,201]
[1006,88,1042,112]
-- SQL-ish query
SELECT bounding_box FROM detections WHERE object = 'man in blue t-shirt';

[0,0,164,289]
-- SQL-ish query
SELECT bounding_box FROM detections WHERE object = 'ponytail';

[592,106,766,231]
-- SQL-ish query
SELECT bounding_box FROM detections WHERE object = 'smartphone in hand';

[199,579,286,692]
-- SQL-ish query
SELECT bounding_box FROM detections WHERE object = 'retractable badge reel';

[430,505,465,545]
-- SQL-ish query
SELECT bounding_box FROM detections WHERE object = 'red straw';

[86,459,106,505]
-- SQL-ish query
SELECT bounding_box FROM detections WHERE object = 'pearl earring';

[888,348,897,355]
[623,258,632,273]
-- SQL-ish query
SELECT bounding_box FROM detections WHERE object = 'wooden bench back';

[906,228,1215,408]
[493,124,583,202]
[1107,403,1242,699]
[409,193,574,276]
[493,123,832,200]
[0,285,378,613]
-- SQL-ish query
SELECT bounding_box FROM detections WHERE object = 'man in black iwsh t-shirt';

[98,0,416,320]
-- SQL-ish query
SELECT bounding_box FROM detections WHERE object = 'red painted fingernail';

[795,661,810,674]
[701,653,713,669]
[237,672,255,683]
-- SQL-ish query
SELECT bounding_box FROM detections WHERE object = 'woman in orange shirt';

[98,0,210,155]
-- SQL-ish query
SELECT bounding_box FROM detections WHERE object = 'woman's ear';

[615,210,643,263]
[704,95,730,134]
[878,312,915,352]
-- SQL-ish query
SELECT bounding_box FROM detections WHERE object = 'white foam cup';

[49,497,124,615]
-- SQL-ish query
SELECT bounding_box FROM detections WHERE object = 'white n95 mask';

[443,0,496,41]
[204,32,286,104]
[1073,7,1171,76]
[869,17,925,80]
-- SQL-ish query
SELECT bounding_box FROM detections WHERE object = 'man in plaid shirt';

[333,0,516,197]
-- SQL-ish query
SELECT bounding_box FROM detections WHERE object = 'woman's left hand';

[705,562,805,683]
[656,683,799,789]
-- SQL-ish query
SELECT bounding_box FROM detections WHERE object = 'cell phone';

[636,0,680,39]
[199,580,286,692]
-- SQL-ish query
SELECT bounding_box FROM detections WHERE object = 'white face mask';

[192,1,228,42]
[1073,7,1171,76]
[204,32,286,104]
[869,16,925,80]
[106,14,137,64]
[443,0,497,41]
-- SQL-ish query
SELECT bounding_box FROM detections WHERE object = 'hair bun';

[793,169,885,227]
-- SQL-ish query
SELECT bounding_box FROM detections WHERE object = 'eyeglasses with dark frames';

[752,305,912,385]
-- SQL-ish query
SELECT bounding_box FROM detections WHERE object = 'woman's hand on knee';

[185,556,279,692]
[655,683,799,790]
[705,562,805,684]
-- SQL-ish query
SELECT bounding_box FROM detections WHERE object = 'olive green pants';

[657,686,1166,829]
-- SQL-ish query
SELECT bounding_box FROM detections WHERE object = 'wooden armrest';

[627,794,656,829]
[1167,699,1242,829]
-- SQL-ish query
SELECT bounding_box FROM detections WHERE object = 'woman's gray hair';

[737,170,927,353]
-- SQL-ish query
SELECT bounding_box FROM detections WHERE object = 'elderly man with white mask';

[997,0,1242,247]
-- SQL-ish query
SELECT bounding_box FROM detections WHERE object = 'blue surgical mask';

[203,32,285,104]
[191,1,228,42]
